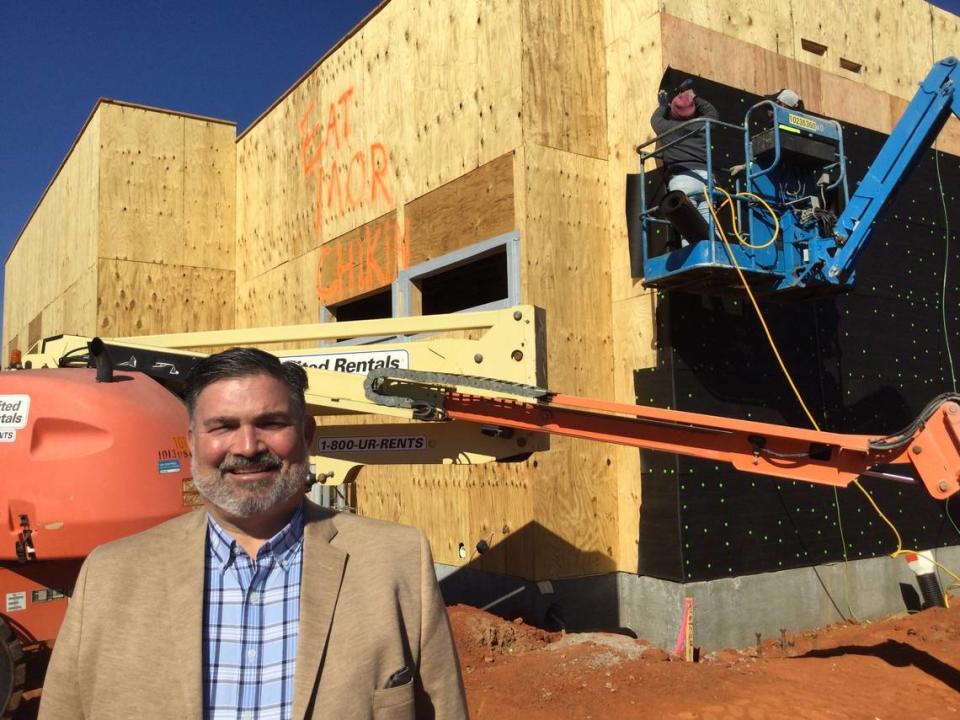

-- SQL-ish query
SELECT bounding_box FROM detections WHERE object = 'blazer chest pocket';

[372,679,415,720]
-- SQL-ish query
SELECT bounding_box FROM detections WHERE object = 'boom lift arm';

[17,302,960,500]
[365,369,960,500]
[809,56,960,287]
[15,303,960,499]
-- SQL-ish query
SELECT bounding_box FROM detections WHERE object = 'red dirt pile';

[449,602,960,719]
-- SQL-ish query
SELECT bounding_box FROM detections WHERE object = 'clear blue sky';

[0,0,380,347]
[1,0,958,347]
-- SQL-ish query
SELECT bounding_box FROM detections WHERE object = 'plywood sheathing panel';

[603,0,661,562]
[661,0,938,103]
[401,0,481,197]
[235,252,320,339]
[405,152,515,266]
[661,15,822,116]
[789,0,935,100]
[27,314,42,349]
[97,104,235,269]
[659,14,960,155]
[184,119,236,271]
[355,459,537,575]
[888,96,960,160]
[314,211,407,310]
[2,108,100,353]
[98,105,185,264]
[235,105,311,285]
[522,0,608,159]
[518,143,623,577]
[97,259,234,337]
[478,0,524,165]
[41,269,98,342]
[932,7,960,60]
[234,0,524,307]
[603,0,659,44]
[660,0,791,54]
[307,10,400,244]
[819,72,894,136]
[605,13,662,306]
[522,144,611,393]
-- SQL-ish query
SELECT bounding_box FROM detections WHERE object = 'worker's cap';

[776,89,801,108]
[670,90,696,120]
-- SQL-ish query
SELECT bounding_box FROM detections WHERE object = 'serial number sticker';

[316,436,428,453]
[787,113,818,131]
[0,430,15,443]
[0,394,29,430]
[158,459,182,474]
[5,592,26,612]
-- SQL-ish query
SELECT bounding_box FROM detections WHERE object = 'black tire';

[0,618,24,719]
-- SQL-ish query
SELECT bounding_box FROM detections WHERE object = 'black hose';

[917,571,946,608]
[869,393,960,451]
[660,190,710,242]
[87,338,114,383]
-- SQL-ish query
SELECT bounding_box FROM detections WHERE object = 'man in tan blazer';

[39,348,468,719]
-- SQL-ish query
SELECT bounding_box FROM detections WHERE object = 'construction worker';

[650,80,719,242]
[39,347,468,720]
[767,87,804,109]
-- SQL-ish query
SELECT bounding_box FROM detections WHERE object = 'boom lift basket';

[632,104,848,298]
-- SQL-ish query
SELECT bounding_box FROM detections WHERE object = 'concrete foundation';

[438,544,960,651]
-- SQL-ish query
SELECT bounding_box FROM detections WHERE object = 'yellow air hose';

[703,186,960,606]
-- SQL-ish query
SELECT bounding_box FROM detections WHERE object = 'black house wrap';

[633,70,960,582]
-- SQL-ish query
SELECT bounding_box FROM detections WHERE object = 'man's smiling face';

[187,372,313,521]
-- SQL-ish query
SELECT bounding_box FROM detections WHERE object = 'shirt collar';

[206,502,305,569]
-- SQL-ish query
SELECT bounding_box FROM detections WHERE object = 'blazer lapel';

[165,510,208,720]
[292,503,346,719]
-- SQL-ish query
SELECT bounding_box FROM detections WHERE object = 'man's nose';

[232,424,264,456]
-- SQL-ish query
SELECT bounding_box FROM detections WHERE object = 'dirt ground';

[450,602,960,720]
[13,602,960,718]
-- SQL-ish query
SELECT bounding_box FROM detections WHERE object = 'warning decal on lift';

[5,592,26,613]
[0,394,29,443]
[159,459,182,474]
[32,588,65,604]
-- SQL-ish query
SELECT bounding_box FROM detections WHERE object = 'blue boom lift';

[634,57,960,298]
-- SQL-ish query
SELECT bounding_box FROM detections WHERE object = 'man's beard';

[191,450,309,518]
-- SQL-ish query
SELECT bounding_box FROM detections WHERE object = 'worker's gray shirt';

[650,98,719,173]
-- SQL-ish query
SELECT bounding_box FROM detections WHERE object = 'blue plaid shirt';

[203,504,304,720]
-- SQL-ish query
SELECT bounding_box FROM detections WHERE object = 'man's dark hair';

[183,347,309,421]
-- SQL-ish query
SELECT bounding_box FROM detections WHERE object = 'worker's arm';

[695,96,719,121]
[38,555,91,719]
[650,104,672,135]
[414,531,468,719]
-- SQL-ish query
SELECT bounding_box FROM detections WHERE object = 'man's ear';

[303,414,317,447]
[187,425,196,455]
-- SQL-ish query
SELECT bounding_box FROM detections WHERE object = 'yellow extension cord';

[702,186,960,603]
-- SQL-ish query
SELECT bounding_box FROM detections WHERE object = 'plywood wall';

[657,0,956,103]
[235,0,524,309]
[522,0,607,159]
[4,101,236,358]
[3,108,100,357]
[96,102,236,336]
